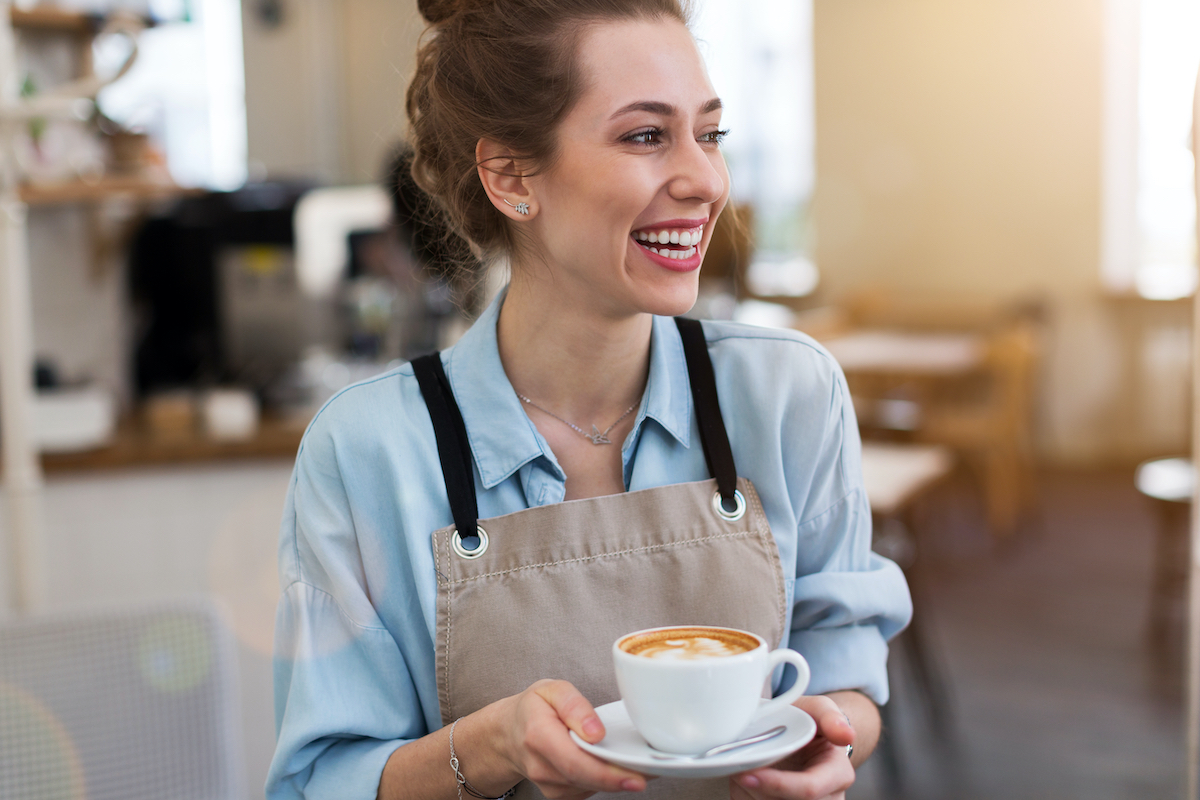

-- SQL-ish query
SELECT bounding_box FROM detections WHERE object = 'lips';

[631,222,706,262]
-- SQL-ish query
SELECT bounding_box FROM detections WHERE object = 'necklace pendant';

[588,425,613,445]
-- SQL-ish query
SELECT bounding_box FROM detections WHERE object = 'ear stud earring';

[503,198,530,216]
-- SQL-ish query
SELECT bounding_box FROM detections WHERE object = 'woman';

[267,1,911,799]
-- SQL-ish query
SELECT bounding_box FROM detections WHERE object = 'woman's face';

[521,17,730,319]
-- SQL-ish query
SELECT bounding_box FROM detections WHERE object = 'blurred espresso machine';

[129,181,318,398]
[128,176,461,415]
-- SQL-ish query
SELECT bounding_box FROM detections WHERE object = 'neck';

[497,279,652,422]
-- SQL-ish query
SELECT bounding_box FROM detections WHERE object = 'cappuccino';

[619,627,758,660]
[613,625,811,754]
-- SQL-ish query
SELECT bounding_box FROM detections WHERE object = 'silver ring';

[452,526,489,559]
[711,489,746,522]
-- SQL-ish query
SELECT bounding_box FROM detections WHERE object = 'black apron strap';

[411,353,481,547]
[674,317,739,508]
[413,319,739,528]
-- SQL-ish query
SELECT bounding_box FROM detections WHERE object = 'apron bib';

[412,318,790,800]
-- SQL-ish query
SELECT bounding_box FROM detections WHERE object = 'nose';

[668,138,728,205]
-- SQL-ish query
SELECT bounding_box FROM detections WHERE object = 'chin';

[637,280,700,318]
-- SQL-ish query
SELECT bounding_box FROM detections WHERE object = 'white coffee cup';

[613,625,811,755]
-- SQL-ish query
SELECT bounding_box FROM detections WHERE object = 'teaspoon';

[648,725,787,761]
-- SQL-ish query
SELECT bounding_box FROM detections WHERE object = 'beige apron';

[413,318,791,800]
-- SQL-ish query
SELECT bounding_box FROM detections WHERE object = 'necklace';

[517,393,640,445]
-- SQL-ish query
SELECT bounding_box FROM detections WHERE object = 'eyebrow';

[610,97,723,119]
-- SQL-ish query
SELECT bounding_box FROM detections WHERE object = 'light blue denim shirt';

[267,292,912,800]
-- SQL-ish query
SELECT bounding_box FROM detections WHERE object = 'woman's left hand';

[728,695,857,800]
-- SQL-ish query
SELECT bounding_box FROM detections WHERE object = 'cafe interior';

[0,0,1196,797]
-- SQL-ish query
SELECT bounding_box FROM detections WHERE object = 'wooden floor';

[851,468,1186,800]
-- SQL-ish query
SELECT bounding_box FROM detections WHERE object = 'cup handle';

[760,648,811,714]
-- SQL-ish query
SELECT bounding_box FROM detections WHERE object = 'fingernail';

[620,779,643,792]
[583,717,604,740]
[737,775,760,789]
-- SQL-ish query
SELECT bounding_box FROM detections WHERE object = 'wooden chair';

[810,288,1045,541]
[915,320,1041,540]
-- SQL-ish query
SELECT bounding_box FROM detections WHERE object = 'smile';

[631,224,704,261]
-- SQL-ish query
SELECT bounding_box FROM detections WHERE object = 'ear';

[476,138,537,220]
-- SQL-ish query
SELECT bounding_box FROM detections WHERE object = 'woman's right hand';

[489,679,649,799]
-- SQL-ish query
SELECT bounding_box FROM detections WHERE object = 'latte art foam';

[620,627,758,660]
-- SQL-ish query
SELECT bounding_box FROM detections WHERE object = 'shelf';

[10,7,96,35]
[19,176,200,206]
[40,415,307,473]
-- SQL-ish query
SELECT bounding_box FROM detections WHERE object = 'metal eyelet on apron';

[712,489,747,522]
[452,526,489,559]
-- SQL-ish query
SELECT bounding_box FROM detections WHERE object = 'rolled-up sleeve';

[267,418,426,800]
[785,351,913,705]
[788,489,911,704]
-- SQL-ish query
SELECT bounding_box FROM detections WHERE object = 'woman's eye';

[701,129,730,146]
[626,128,664,145]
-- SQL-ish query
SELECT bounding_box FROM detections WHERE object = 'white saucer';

[569,700,816,779]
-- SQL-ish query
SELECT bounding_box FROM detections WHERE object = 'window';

[1103,0,1200,299]
[692,0,818,297]
[94,0,247,190]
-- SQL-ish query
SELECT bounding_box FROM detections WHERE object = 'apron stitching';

[434,532,445,585]
[436,531,455,721]
[443,529,765,584]
[445,533,455,721]
[744,482,788,641]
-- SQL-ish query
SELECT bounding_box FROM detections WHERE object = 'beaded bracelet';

[449,718,518,800]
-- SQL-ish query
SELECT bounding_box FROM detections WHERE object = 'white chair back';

[0,600,244,800]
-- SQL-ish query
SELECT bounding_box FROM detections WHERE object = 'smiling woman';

[266,3,911,800]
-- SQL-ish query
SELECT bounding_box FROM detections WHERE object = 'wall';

[241,0,422,185]
[812,0,1188,463]
[814,0,1102,297]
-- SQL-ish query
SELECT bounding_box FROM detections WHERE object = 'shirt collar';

[443,290,550,489]
[640,313,692,450]
[443,290,693,490]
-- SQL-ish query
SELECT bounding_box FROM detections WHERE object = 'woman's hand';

[728,694,862,800]
[490,679,650,799]
[377,679,649,800]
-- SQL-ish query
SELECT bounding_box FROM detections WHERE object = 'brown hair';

[406,0,690,274]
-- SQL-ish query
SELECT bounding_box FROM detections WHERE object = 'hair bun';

[418,0,460,24]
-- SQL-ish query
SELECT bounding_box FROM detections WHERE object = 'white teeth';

[634,228,703,255]
[637,241,698,259]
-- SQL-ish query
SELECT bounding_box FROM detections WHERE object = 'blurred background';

[0,0,1196,798]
